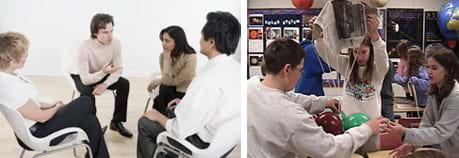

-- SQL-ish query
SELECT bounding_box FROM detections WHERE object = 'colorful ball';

[292,0,314,10]
[315,112,343,135]
[343,112,371,130]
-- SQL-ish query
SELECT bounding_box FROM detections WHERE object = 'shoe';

[110,121,133,138]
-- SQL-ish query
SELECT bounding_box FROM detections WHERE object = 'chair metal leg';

[71,90,76,100]
[19,149,25,158]
[111,90,116,97]
[144,98,151,113]
[84,143,93,158]
[73,148,77,157]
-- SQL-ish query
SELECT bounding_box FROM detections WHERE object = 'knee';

[76,96,95,113]
[120,77,130,88]
[138,117,150,131]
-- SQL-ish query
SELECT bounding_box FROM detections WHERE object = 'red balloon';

[315,112,343,135]
[292,0,314,10]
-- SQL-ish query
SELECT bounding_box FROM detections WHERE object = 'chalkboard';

[386,8,424,57]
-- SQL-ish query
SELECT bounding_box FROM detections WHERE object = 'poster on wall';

[248,27,264,53]
[424,11,444,49]
[248,14,264,26]
[386,8,424,57]
[284,27,300,43]
[265,27,282,46]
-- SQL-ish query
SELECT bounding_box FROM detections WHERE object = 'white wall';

[248,0,449,11]
[0,0,241,76]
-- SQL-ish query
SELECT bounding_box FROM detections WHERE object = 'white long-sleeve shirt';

[247,77,373,158]
[314,0,389,118]
[165,55,240,151]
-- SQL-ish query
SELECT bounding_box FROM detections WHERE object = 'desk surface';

[352,150,392,158]
[393,97,424,113]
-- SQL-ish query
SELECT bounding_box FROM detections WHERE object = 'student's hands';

[389,143,415,158]
[167,98,181,110]
[40,101,64,110]
[326,99,340,112]
[144,109,168,127]
[147,82,159,93]
[385,121,406,136]
[367,13,380,41]
[92,83,108,96]
[365,116,389,135]
[102,64,121,74]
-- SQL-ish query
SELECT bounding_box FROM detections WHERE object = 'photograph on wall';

[248,27,264,52]
[424,11,444,49]
[248,53,264,66]
[386,8,424,57]
[265,27,281,46]
[249,14,264,26]
[284,27,300,43]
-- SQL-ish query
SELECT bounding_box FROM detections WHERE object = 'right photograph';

[246,0,459,158]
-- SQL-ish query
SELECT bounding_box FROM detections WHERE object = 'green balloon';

[339,111,346,120]
[343,113,370,130]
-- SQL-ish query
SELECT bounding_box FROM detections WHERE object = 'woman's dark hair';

[427,45,459,103]
[90,13,114,39]
[160,26,196,62]
[407,48,427,77]
[348,36,374,84]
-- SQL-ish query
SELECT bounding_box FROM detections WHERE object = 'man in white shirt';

[137,11,241,158]
[247,38,388,158]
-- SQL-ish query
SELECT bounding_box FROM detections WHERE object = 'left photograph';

[0,0,241,157]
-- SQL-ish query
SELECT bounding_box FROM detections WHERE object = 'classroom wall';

[0,0,241,76]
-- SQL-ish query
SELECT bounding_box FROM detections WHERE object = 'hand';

[409,76,419,84]
[389,143,415,158]
[167,98,181,110]
[326,99,340,113]
[92,83,108,96]
[385,121,406,136]
[102,64,121,74]
[40,101,64,110]
[144,109,168,127]
[366,14,380,41]
[365,116,389,135]
[147,83,158,93]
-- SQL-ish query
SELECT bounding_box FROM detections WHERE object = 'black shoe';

[110,121,133,138]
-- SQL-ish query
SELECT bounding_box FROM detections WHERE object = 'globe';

[438,0,459,39]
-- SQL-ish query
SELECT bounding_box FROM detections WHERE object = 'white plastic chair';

[154,117,240,158]
[0,103,92,158]
[144,72,161,113]
[392,83,406,98]
[62,42,116,101]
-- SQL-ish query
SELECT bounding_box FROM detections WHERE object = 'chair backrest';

[392,83,406,97]
[0,103,40,150]
[149,72,161,99]
[194,117,240,157]
[62,42,81,91]
[156,117,240,158]
[407,81,421,116]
